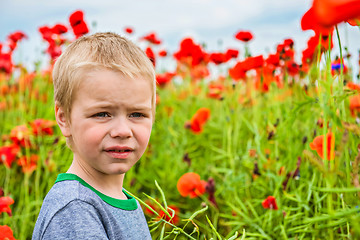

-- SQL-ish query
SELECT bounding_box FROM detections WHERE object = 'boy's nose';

[109,119,132,139]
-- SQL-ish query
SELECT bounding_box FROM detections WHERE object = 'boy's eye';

[93,112,111,118]
[130,112,145,118]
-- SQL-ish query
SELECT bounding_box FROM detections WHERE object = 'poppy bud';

[267,131,275,140]
[253,161,261,176]
[183,153,191,166]
[274,118,280,127]
[302,136,308,145]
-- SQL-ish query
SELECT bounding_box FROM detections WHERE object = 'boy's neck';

[67,161,127,200]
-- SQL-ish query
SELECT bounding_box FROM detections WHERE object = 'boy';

[32,32,155,239]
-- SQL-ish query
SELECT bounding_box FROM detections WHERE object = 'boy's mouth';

[106,149,132,153]
[104,146,134,153]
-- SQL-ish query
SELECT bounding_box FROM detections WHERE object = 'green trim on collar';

[55,173,138,210]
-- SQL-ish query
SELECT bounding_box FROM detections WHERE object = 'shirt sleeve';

[42,200,109,240]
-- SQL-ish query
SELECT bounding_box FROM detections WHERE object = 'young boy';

[32,32,155,239]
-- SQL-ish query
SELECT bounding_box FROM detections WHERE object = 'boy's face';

[56,69,153,176]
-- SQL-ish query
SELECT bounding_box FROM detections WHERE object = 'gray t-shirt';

[32,173,152,240]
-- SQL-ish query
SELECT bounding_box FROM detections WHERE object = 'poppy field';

[1,1,360,239]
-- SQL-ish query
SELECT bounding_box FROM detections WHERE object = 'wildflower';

[173,38,209,67]
[0,52,13,74]
[0,144,20,168]
[0,225,16,240]
[346,82,360,92]
[145,47,155,67]
[309,132,335,160]
[0,196,14,216]
[311,0,360,28]
[229,55,264,81]
[124,27,133,34]
[158,49,167,57]
[51,24,68,35]
[17,155,39,173]
[235,30,254,42]
[177,172,207,198]
[207,83,224,100]
[209,52,228,65]
[158,205,180,225]
[156,72,175,87]
[10,125,31,147]
[225,49,239,59]
[69,10,89,38]
[349,95,360,117]
[144,200,180,225]
[249,149,257,158]
[262,196,278,210]
[141,32,162,45]
[185,108,211,134]
[30,119,56,136]
[7,31,27,43]
[205,177,217,207]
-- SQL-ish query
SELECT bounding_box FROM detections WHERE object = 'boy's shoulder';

[32,177,152,240]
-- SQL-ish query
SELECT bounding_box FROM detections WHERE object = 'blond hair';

[53,32,156,120]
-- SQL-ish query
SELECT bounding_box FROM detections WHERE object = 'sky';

[1,0,359,77]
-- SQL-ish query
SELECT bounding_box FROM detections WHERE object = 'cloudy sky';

[1,0,359,76]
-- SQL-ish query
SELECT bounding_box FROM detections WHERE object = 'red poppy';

[283,38,294,48]
[7,31,27,43]
[225,49,239,59]
[47,43,62,60]
[0,144,20,168]
[346,82,360,92]
[10,125,31,147]
[349,94,360,117]
[30,119,56,136]
[243,55,264,69]
[69,10,89,38]
[158,49,167,57]
[262,196,278,210]
[124,27,133,34]
[235,31,254,42]
[312,0,360,28]
[156,72,176,87]
[51,24,68,35]
[173,38,209,67]
[177,172,207,198]
[266,53,280,66]
[286,61,300,76]
[209,52,228,65]
[145,47,156,67]
[208,83,224,100]
[144,200,180,225]
[229,55,264,81]
[301,33,333,65]
[141,32,162,45]
[0,53,13,74]
[17,155,39,173]
[0,196,14,216]
[0,225,16,240]
[187,108,211,134]
[301,6,334,36]
[309,132,335,160]
[158,205,180,225]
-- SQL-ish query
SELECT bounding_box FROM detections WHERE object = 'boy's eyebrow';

[129,106,152,111]
[87,103,152,111]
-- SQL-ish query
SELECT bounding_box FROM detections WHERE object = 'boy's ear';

[55,102,71,137]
